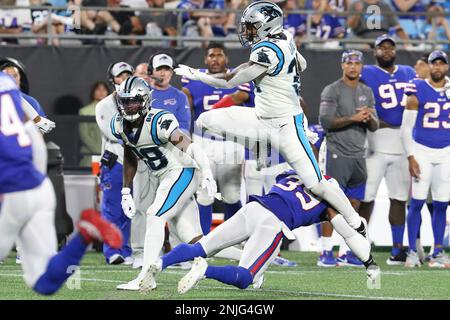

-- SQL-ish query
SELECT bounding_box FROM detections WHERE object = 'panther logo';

[159,119,173,130]
[259,6,281,22]
[257,49,271,64]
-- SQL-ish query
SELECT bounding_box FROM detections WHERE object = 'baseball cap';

[152,53,174,70]
[110,62,134,77]
[428,50,449,64]
[341,50,363,63]
[374,34,396,48]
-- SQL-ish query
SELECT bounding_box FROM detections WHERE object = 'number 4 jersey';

[404,78,450,149]
[111,108,197,176]
[360,64,416,154]
[0,73,45,193]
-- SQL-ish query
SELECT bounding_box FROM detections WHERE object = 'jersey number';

[203,95,221,111]
[275,179,321,211]
[288,58,301,97]
[378,83,409,109]
[132,146,168,171]
[0,94,31,147]
[423,102,450,129]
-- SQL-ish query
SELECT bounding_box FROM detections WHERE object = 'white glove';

[305,128,319,145]
[200,172,217,199]
[35,116,56,134]
[121,187,136,219]
[174,64,201,81]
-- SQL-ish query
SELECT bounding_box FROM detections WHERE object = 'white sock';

[320,236,333,252]
[138,215,166,279]
[331,214,370,262]
[214,246,243,260]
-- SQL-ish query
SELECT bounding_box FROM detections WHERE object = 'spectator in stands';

[300,0,345,48]
[223,0,248,34]
[278,0,306,48]
[79,81,110,167]
[414,52,430,79]
[177,0,227,47]
[30,0,75,46]
[0,0,31,45]
[79,0,119,39]
[390,0,427,41]
[347,0,410,45]
[424,4,450,50]
[138,0,178,44]
[107,0,141,45]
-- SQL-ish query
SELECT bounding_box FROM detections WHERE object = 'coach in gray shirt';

[319,50,378,209]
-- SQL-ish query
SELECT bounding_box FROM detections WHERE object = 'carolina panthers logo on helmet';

[259,6,282,22]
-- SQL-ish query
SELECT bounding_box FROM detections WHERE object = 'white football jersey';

[249,30,303,118]
[111,108,197,176]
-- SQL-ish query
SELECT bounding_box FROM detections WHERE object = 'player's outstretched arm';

[121,145,138,218]
[401,94,420,180]
[174,63,267,89]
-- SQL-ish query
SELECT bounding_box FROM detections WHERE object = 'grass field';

[0,250,448,300]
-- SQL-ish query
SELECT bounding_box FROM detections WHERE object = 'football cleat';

[428,252,450,269]
[386,250,407,266]
[271,256,298,267]
[337,251,364,267]
[178,257,208,294]
[116,278,141,291]
[405,251,421,268]
[317,250,337,267]
[108,254,125,265]
[252,274,265,289]
[366,264,381,289]
[77,209,123,249]
[139,260,162,294]
[416,239,425,263]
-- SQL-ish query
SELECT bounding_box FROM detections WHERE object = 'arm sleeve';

[319,85,339,130]
[155,112,180,144]
[23,94,46,117]
[196,63,267,89]
[400,109,418,157]
[21,96,39,120]
[24,121,47,174]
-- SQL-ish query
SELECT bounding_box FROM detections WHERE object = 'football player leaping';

[174,1,367,237]
[112,77,221,292]
[139,172,380,293]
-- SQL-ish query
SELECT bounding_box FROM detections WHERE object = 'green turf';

[0,251,448,300]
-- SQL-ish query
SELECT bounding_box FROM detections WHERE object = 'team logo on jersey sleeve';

[257,49,271,64]
[159,119,173,130]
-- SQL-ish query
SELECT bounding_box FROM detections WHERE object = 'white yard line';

[0,273,420,300]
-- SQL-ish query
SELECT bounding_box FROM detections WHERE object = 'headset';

[147,51,178,76]
[0,57,30,94]
[106,61,135,87]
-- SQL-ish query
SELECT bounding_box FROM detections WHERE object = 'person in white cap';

[95,61,135,265]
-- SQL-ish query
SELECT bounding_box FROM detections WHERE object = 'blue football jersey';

[249,172,329,230]
[181,69,255,122]
[404,79,450,148]
[361,65,416,126]
[0,73,45,193]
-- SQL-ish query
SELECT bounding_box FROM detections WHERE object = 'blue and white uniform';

[0,72,58,289]
[111,108,203,240]
[360,64,416,202]
[404,79,450,201]
[183,72,254,209]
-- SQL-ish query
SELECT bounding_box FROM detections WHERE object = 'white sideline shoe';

[178,257,208,294]
[405,251,421,268]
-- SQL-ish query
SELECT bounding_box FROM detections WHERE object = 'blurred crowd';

[0,0,449,48]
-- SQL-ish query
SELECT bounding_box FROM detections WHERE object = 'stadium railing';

[1,5,450,48]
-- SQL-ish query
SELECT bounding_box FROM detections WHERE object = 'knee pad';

[146,214,166,229]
